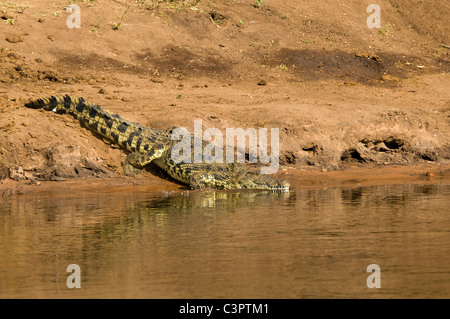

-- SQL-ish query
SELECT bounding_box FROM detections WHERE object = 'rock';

[9,166,26,181]
[257,79,267,86]
[5,35,23,43]
[40,144,111,180]
[1,13,14,20]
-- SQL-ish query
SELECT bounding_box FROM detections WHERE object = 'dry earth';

[0,0,449,195]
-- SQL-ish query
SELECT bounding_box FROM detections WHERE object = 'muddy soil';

[0,0,449,194]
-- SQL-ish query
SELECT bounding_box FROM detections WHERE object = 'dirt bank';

[1,163,449,198]
[0,0,449,194]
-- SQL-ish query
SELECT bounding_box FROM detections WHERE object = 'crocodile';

[25,95,290,190]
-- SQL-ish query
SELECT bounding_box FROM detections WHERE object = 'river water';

[0,181,449,298]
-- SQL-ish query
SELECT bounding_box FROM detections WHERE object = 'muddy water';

[0,182,449,298]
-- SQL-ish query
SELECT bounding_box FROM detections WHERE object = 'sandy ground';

[0,0,449,195]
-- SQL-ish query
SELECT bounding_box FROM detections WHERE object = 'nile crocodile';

[25,95,289,190]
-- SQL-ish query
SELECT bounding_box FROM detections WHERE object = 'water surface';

[0,182,449,298]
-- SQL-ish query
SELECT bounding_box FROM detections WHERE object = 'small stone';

[257,79,267,86]
[5,35,23,43]
[1,13,14,20]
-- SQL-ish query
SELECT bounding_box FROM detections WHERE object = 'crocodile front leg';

[189,171,217,189]
[123,149,164,176]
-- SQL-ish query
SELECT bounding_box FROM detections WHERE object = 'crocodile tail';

[24,95,63,111]
[24,95,152,152]
[25,95,98,114]
[25,95,111,129]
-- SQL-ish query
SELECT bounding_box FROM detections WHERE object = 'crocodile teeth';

[52,107,57,112]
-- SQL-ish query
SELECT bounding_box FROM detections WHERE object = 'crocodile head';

[228,168,290,190]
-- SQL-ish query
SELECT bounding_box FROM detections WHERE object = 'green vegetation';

[3,18,14,25]
[112,5,130,30]
[0,1,28,13]
[378,24,392,36]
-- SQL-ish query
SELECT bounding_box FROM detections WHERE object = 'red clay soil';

[0,0,449,195]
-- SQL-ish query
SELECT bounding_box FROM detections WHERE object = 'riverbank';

[1,163,449,197]
[1,0,448,196]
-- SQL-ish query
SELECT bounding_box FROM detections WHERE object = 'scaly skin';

[25,95,290,190]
